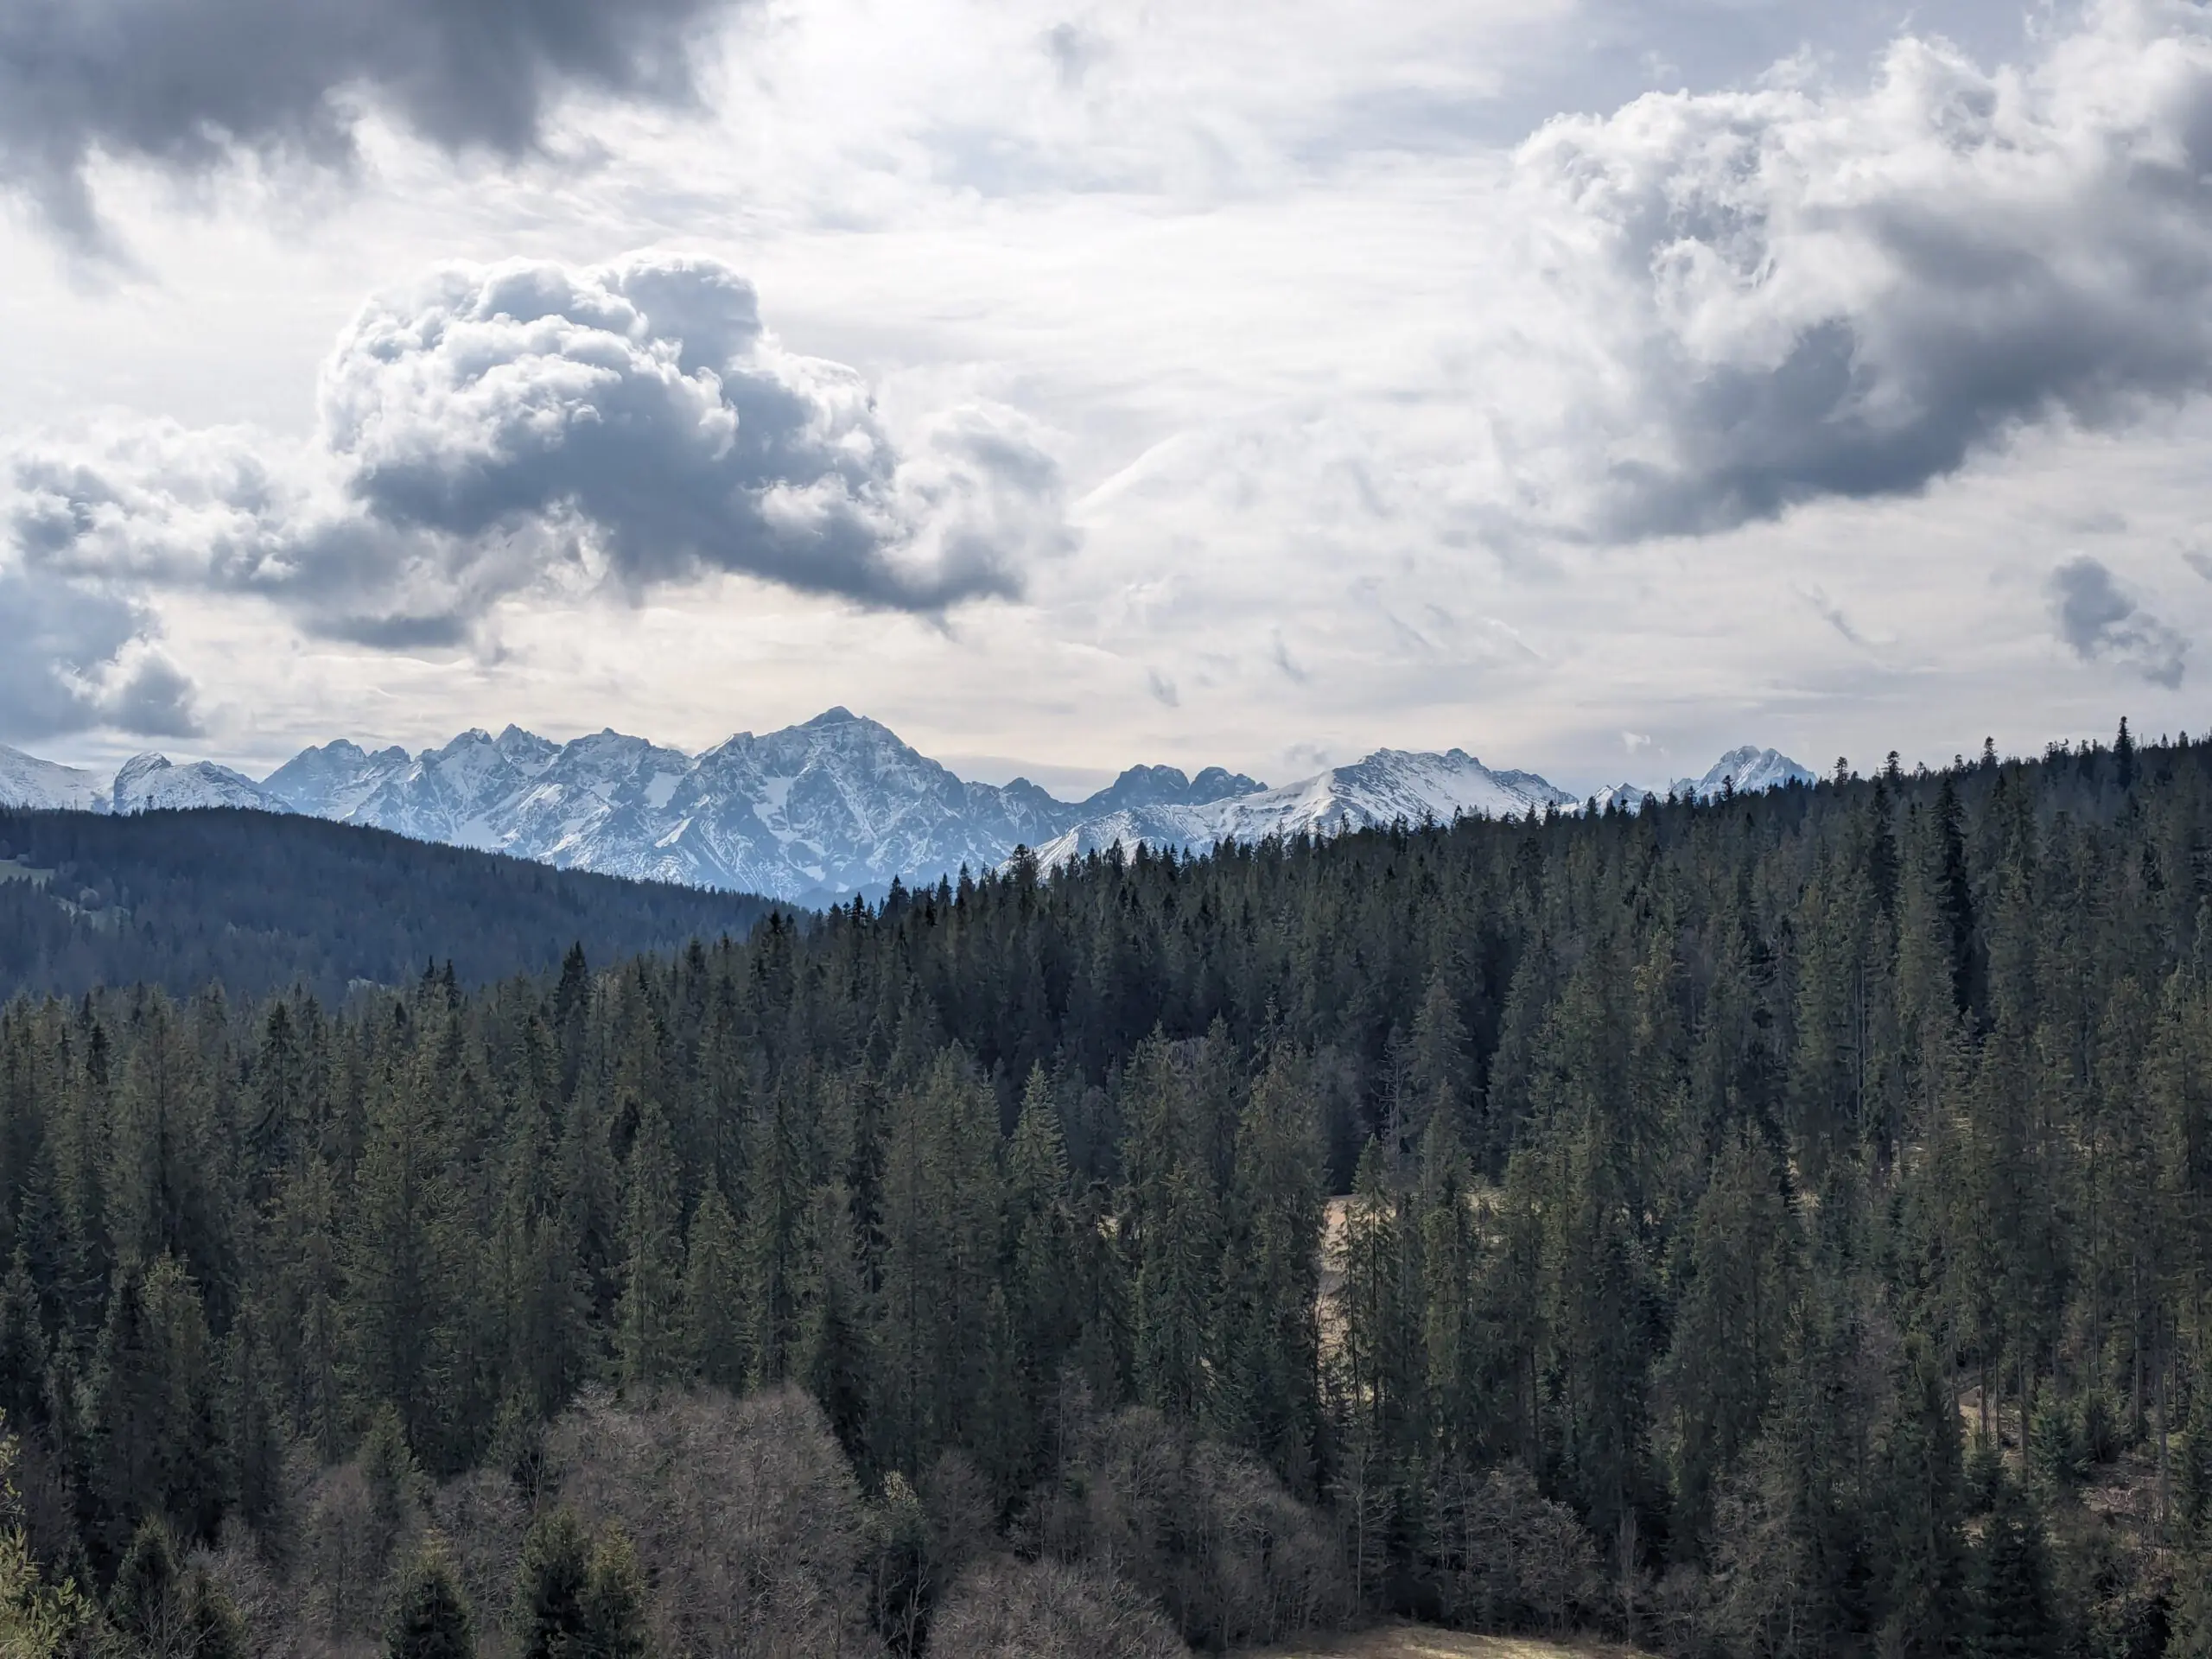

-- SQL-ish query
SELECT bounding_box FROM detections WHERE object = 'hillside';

[0,806,782,1002]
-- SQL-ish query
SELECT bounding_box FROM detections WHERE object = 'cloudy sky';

[3,0,2210,797]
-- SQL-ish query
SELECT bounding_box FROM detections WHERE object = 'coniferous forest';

[0,810,779,1005]
[5,727,2212,1655]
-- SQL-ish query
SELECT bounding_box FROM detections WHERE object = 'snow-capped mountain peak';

[2,718,1814,905]
[1027,746,1579,871]
[1670,746,1816,802]
[110,753,290,814]
[0,745,110,812]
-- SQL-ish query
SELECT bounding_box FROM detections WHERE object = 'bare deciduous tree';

[1027,1407,1350,1650]
[1427,1463,1599,1636]
[549,1386,872,1658]
[930,1557,1187,1658]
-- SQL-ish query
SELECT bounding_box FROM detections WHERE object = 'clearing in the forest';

[1237,1624,1649,1658]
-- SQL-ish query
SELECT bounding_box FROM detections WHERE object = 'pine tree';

[109,1516,183,1654]
[1215,1048,1325,1492]
[222,1301,287,1534]
[1417,1107,1485,1471]
[1660,1128,1794,1548]
[185,1569,249,1659]
[1337,1140,1415,1465]
[1878,1335,1970,1656]
[1402,971,1472,1155]
[349,1045,460,1463]
[680,1185,746,1390]
[616,1103,683,1394]
[514,1506,592,1659]
[582,1528,652,1659]
[0,1251,47,1429]
[387,1541,476,1659]
[1968,1474,2053,1659]
[801,1180,874,1471]
[741,1077,810,1389]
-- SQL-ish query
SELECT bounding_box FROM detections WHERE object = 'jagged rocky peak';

[1086,763,1267,811]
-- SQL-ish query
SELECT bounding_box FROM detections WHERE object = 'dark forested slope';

[6,725,2212,1656]
[0,808,781,1002]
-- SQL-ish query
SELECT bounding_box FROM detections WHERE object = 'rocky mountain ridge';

[0,715,1810,906]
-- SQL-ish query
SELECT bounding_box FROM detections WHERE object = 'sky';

[3,0,2211,799]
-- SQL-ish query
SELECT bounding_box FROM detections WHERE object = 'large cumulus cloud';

[7,254,1067,645]
[1502,0,2212,543]
[0,0,738,248]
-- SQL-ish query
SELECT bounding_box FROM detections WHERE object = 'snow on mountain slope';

[262,738,415,819]
[0,745,110,810]
[5,721,1820,902]
[258,709,1089,903]
[1670,746,1816,801]
[110,753,290,814]
[1029,748,1577,869]
[1590,747,1815,814]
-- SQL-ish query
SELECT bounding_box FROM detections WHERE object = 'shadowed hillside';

[0,807,784,1002]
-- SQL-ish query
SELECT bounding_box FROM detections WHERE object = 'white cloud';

[2,0,2209,787]
[8,253,1068,645]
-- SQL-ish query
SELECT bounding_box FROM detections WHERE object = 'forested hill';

[0,807,782,1003]
[8,724,2212,1656]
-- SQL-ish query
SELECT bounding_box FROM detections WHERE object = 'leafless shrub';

[920,1451,995,1592]
[548,1385,874,1658]
[1029,1406,1350,1650]
[297,1461,421,1647]
[929,1556,1187,1658]
[429,1469,527,1656]
[190,1522,305,1659]
[1427,1463,1601,1636]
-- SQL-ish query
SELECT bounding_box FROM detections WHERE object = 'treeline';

[0,809,779,1004]
[3,726,2212,1653]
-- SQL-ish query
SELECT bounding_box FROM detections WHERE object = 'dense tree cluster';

[0,808,778,1005]
[1,725,2210,1653]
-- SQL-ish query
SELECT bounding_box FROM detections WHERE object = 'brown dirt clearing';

[1236,1624,1650,1659]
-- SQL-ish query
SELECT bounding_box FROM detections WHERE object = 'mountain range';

[0,712,1812,906]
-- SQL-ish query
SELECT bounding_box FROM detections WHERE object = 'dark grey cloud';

[0,0,738,248]
[0,570,199,741]
[2047,555,2187,687]
[1510,8,2212,544]
[7,254,1067,645]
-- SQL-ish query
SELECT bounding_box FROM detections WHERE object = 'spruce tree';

[1215,1048,1325,1492]
[387,1541,476,1659]
[1969,1474,2053,1659]
[582,1528,652,1659]
[515,1506,592,1659]
[1878,1335,1970,1656]
[616,1103,683,1394]
[680,1185,746,1390]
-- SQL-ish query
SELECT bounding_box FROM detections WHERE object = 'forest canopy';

[2,724,2210,1655]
